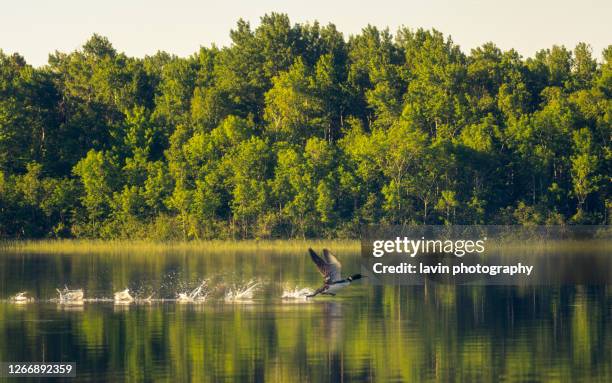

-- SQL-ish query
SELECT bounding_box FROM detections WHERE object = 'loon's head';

[347,274,365,282]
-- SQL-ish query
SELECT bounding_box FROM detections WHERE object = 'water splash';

[3,277,282,304]
[113,288,134,304]
[282,286,314,299]
[224,280,260,302]
[10,292,33,304]
[177,280,209,303]
[56,286,84,305]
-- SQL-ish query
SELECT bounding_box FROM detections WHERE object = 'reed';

[1,238,606,256]
[0,239,361,255]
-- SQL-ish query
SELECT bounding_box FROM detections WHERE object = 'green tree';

[264,58,326,143]
[73,150,118,233]
[570,128,600,214]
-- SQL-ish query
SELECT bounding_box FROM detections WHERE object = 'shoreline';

[0,239,361,254]
[1,237,607,255]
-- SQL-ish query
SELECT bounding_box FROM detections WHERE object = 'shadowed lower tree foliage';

[0,14,610,239]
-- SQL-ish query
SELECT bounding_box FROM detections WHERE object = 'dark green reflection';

[0,250,610,382]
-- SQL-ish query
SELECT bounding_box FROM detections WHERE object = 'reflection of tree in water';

[321,302,348,383]
[0,251,610,381]
[322,302,344,350]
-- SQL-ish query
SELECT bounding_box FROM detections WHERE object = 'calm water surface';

[0,249,610,382]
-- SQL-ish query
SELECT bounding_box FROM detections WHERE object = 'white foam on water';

[83,298,113,303]
[281,286,314,299]
[9,292,34,304]
[56,286,84,304]
[113,288,135,304]
[135,294,155,304]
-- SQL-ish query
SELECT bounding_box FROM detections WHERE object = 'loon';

[307,248,365,297]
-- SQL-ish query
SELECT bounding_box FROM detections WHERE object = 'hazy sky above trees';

[3,0,611,67]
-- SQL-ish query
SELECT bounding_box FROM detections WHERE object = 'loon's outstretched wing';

[308,248,342,282]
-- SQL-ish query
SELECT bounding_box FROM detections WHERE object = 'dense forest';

[0,14,610,239]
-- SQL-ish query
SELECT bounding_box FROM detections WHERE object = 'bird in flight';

[307,248,365,297]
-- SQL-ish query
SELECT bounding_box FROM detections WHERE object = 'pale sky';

[2,0,611,67]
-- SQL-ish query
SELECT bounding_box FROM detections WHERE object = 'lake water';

[0,249,610,382]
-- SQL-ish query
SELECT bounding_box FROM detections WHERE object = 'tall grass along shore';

[0,239,361,255]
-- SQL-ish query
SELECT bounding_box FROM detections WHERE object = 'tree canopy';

[0,14,610,239]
